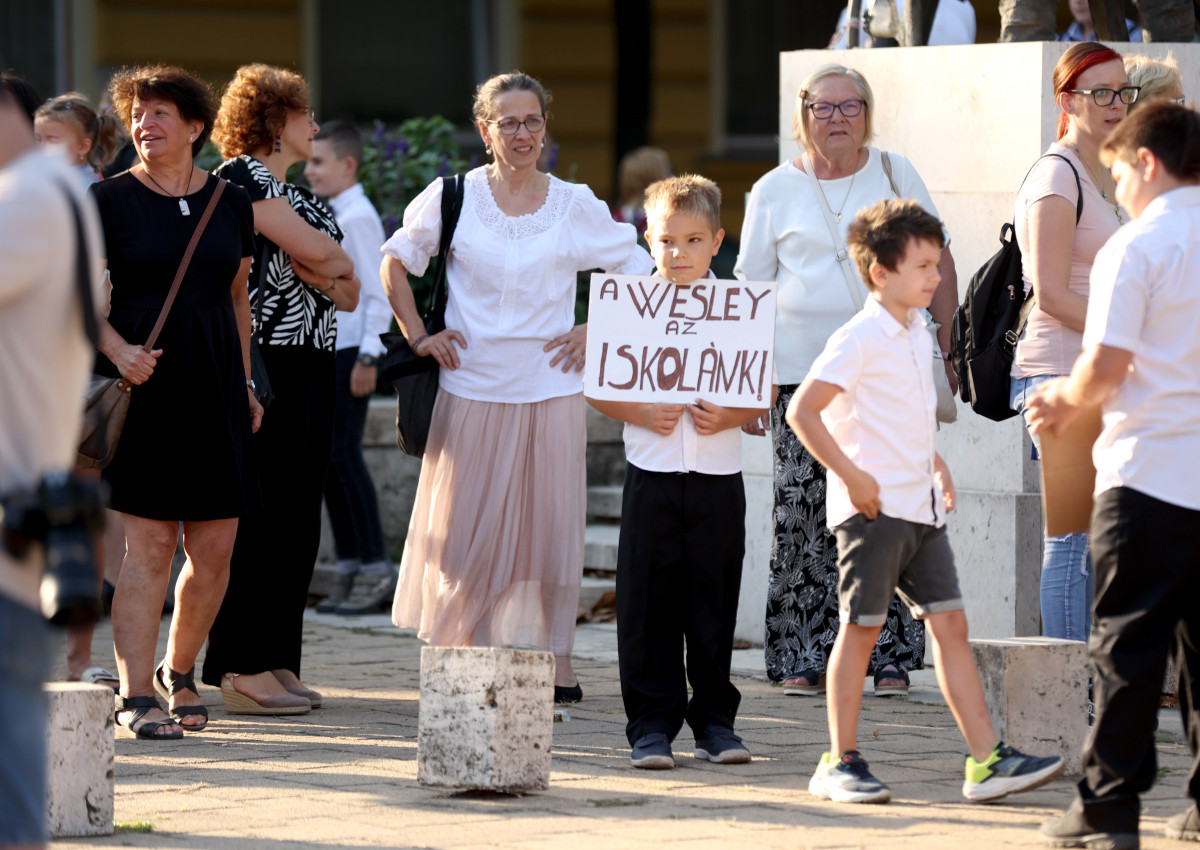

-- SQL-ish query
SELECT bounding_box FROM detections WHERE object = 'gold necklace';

[1069,143,1125,225]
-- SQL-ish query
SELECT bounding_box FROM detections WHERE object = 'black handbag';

[249,241,275,409]
[379,174,464,456]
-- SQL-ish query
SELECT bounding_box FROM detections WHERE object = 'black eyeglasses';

[807,99,865,120]
[490,115,545,135]
[1068,86,1140,107]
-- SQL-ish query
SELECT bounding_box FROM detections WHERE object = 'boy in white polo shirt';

[588,175,772,770]
[789,199,1064,804]
[1031,103,1200,850]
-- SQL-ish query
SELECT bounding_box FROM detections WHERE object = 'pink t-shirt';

[1012,143,1123,378]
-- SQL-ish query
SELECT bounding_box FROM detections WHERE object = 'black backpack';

[950,154,1082,421]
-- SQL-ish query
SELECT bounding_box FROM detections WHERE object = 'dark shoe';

[964,741,1064,802]
[1166,804,1200,841]
[873,664,910,696]
[808,751,891,803]
[315,572,356,614]
[153,661,209,731]
[554,683,582,704]
[694,726,751,764]
[1039,801,1138,848]
[334,567,398,615]
[631,733,674,769]
[782,669,824,696]
[114,695,183,740]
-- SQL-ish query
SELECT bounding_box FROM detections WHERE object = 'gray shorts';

[833,513,964,627]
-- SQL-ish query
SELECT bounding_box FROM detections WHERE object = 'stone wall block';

[45,683,114,837]
[418,646,553,792]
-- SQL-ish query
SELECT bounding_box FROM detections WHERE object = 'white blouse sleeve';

[566,183,654,275]
[380,176,444,277]
[733,176,781,283]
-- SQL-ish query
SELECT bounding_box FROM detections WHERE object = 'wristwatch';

[246,379,256,392]
[357,353,379,368]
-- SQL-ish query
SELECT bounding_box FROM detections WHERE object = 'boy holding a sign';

[588,175,773,769]
[788,199,1064,804]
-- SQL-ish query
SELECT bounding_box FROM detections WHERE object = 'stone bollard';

[45,682,114,837]
[418,646,554,792]
[970,637,1089,776]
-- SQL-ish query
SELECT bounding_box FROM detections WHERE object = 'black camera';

[1,471,106,626]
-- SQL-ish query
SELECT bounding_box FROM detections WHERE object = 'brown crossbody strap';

[142,177,227,352]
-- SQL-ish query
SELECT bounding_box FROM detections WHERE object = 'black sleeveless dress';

[90,171,258,520]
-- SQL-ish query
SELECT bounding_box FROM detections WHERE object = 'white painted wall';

[735,41,1200,645]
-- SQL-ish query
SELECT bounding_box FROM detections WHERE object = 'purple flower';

[373,123,385,140]
[468,155,480,169]
[544,143,560,171]
[396,138,410,155]
[384,139,400,159]
[384,214,400,234]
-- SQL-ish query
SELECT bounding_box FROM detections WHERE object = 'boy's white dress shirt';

[807,297,944,529]
[1085,186,1200,511]
[329,182,391,359]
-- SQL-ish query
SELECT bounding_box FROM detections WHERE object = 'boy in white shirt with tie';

[789,198,1064,805]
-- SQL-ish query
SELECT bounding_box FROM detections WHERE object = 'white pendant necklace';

[143,167,193,216]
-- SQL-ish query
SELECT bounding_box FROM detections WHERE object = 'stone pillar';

[417,646,554,792]
[45,683,114,837]
[971,637,1089,775]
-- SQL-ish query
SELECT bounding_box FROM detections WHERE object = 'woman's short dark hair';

[107,65,216,157]
[213,64,309,159]
[1,72,41,125]
[1101,100,1200,182]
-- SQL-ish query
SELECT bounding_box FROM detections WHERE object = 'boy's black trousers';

[1075,486,1200,831]
[616,463,745,746]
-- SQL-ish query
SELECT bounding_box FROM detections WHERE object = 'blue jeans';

[1010,375,1094,642]
[0,591,49,846]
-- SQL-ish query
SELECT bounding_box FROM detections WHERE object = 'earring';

[485,144,492,157]
[540,139,545,150]
[189,135,195,142]
[274,135,282,153]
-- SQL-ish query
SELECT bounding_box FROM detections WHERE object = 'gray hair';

[792,64,875,152]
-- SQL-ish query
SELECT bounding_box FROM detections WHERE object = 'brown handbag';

[77,178,227,469]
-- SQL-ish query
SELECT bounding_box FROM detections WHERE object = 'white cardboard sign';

[583,273,776,407]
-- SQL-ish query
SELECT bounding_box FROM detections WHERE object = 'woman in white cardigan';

[381,72,652,704]
[735,64,959,698]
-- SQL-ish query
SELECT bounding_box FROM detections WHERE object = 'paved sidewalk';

[49,613,1194,850]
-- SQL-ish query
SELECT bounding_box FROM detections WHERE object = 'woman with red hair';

[1009,42,1137,643]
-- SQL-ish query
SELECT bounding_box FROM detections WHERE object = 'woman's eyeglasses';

[807,99,866,119]
[490,115,545,135]
[1068,86,1141,107]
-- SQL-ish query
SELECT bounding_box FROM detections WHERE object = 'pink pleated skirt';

[391,389,586,655]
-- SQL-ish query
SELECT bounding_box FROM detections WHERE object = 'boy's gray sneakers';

[808,751,891,803]
[693,726,751,764]
[963,741,1065,802]
[630,733,674,769]
[1038,803,1139,849]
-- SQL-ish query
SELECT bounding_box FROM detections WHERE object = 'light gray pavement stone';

[47,613,1194,850]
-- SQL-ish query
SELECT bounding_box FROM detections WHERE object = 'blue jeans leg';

[1010,375,1095,642]
[0,592,50,846]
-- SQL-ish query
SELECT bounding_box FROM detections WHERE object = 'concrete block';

[971,637,1088,776]
[418,646,553,792]
[584,524,620,571]
[45,683,114,837]
[736,430,774,644]
[586,485,623,520]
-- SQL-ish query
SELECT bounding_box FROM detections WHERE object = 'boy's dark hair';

[1,72,40,124]
[642,174,722,235]
[314,119,364,169]
[846,198,944,290]
[1101,100,1200,181]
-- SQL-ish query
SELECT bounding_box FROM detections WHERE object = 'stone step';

[586,484,623,521]
[583,523,620,571]
[578,574,615,614]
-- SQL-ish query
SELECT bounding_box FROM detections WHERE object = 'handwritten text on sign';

[584,273,777,406]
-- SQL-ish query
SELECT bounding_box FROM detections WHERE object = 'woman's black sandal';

[154,661,210,730]
[115,695,184,740]
[873,664,910,696]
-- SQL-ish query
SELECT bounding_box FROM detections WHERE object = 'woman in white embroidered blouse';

[735,64,960,699]
[381,72,652,703]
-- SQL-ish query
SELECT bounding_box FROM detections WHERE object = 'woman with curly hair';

[201,63,360,715]
[90,65,261,738]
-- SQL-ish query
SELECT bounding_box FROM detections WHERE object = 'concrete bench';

[45,682,114,837]
[970,637,1089,775]
[418,646,554,792]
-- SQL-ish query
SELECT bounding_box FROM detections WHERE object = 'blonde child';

[34,93,125,185]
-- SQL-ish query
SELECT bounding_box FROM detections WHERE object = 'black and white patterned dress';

[215,155,342,351]
[763,384,926,683]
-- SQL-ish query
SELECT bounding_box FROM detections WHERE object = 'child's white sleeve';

[1084,234,1147,355]
[805,324,861,393]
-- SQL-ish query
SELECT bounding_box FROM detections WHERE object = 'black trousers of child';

[616,463,745,746]
[1072,486,1200,833]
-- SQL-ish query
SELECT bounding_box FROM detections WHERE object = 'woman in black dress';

[201,64,360,714]
[93,66,261,739]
